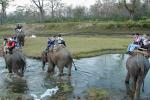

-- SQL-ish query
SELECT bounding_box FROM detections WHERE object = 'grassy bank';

[0,20,149,38]
[22,36,131,59]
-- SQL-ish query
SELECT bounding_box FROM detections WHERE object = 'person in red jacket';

[7,38,16,54]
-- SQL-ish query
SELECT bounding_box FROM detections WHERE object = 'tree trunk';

[130,12,134,20]
[0,13,2,25]
[39,7,44,22]
[1,2,7,24]
[51,4,54,18]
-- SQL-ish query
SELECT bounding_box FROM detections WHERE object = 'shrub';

[125,20,136,29]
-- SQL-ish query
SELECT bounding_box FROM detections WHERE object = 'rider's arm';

[12,42,16,47]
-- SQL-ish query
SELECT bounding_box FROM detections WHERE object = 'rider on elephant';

[13,24,23,40]
[15,24,23,32]
[45,37,55,52]
[6,38,16,54]
[57,34,66,47]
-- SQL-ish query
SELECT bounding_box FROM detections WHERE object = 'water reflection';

[6,78,28,93]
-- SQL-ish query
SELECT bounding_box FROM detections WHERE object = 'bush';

[106,23,115,29]
[142,23,150,28]
[125,20,136,29]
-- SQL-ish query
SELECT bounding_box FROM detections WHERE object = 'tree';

[73,6,86,20]
[89,0,102,18]
[0,0,13,24]
[47,0,62,18]
[31,0,45,22]
[65,6,73,18]
[123,0,141,20]
[142,0,150,16]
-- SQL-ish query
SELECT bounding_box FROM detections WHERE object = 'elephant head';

[125,54,150,100]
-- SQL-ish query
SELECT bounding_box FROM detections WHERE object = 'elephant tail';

[72,60,77,71]
[69,56,77,71]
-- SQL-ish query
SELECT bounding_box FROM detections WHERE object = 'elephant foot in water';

[58,73,71,77]
[8,69,12,73]
[68,73,71,76]
[18,73,24,77]
[47,69,55,75]
[59,73,64,77]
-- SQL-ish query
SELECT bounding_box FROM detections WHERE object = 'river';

[0,54,150,100]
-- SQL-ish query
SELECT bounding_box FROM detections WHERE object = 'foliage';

[125,20,136,29]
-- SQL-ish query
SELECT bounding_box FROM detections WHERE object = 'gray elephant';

[46,47,73,76]
[4,49,26,77]
[125,54,150,100]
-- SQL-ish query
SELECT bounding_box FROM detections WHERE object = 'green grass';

[22,36,132,59]
[86,88,109,100]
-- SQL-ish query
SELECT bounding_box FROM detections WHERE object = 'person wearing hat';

[57,34,66,46]
[141,35,150,51]
[15,24,23,33]
[6,38,16,54]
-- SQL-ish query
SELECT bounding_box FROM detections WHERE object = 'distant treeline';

[0,0,150,24]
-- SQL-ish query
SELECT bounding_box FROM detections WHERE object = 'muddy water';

[0,54,150,99]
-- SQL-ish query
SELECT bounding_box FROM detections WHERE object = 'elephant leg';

[5,63,8,69]
[19,41,22,48]
[20,66,24,77]
[47,64,55,74]
[125,72,130,95]
[12,64,19,76]
[58,66,64,76]
[67,63,72,76]
[132,77,137,95]
[8,65,12,73]
[134,76,142,100]
[22,41,24,46]
[42,61,45,71]
[8,67,12,73]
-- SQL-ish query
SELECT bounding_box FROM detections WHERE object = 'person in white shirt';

[57,34,66,46]
[141,34,150,51]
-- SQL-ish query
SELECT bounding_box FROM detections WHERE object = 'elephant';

[4,49,26,77]
[45,47,73,76]
[16,30,25,47]
[125,54,150,100]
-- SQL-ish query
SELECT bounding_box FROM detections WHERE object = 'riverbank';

[0,20,150,38]
[22,35,131,59]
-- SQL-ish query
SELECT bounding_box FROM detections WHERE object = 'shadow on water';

[0,54,150,99]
